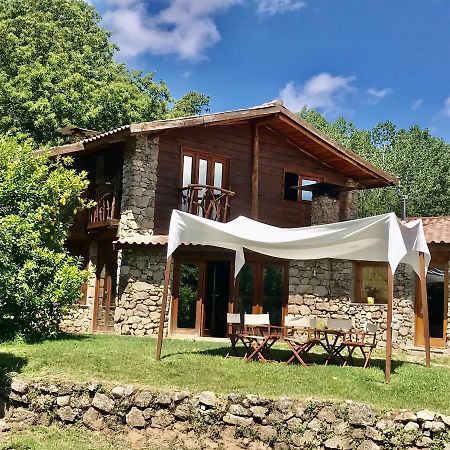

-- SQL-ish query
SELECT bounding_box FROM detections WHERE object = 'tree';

[0,0,210,146]
[0,137,89,340]
[299,108,450,218]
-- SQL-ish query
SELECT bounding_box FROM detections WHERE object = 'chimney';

[400,194,408,220]
[57,125,101,144]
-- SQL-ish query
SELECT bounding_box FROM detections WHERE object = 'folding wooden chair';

[322,318,354,365]
[284,315,318,366]
[225,313,245,358]
[241,314,279,363]
[340,322,378,368]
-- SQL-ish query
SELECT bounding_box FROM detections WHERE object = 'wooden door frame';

[415,261,449,348]
[171,258,204,336]
[92,242,117,332]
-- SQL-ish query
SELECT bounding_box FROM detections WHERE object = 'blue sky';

[91,0,450,142]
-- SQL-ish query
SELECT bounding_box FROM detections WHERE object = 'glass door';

[173,262,201,334]
[262,265,285,326]
[235,262,287,326]
[415,263,448,348]
[172,259,232,337]
[180,150,228,218]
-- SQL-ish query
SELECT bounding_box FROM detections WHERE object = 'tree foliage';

[0,0,210,146]
[299,108,450,218]
[0,137,89,340]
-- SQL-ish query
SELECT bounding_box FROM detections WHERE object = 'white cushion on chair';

[326,318,354,331]
[244,313,270,326]
[364,322,378,334]
[284,315,314,328]
[227,313,241,324]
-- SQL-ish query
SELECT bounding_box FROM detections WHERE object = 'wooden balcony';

[180,184,235,223]
[87,182,120,231]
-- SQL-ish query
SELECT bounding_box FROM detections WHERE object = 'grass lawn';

[1,334,450,413]
[0,426,129,450]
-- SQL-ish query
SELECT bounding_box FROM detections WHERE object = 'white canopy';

[167,210,430,276]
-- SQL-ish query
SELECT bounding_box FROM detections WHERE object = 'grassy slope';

[0,426,127,450]
[1,334,449,413]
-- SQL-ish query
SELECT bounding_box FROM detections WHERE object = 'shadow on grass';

[0,352,27,394]
[163,342,411,374]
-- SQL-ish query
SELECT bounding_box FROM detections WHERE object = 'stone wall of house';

[114,246,170,336]
[119,134,159,238]
[288,259,416,350]
[60,241,98,334]
[3,378,450,449]
[341,179,359,221]
[59,306,91,334]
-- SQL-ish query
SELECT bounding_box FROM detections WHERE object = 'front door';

[415,263,448,348]
[236,262,287,326]
[93,242,117,331]
[172,259,232,337]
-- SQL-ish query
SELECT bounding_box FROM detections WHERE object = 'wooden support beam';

[419,251,431,368]
[251,123,260,220]
[385,264,394,382]
[156,255,172,361]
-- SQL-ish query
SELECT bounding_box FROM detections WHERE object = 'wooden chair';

[340,322,378,368]
[225,313,245,358]
[322,318,354,365]
[241,313,280,362]
[284,315,318,366]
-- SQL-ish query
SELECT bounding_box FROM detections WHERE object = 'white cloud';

[97,0,242,60]
[443,97,450,118]
[279,73,356,115]
[255,0,307,16]
[367,87,392,104]
[181,70,192,79]
[411,99,423,110]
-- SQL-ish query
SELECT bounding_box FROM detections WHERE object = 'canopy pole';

[385,264,393,382]
[419,251,431,368]
[156,255,172,361]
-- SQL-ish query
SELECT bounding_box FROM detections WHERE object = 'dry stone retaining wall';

[2,378,450,449]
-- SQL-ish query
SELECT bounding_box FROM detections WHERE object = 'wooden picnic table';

[239,325,349,366]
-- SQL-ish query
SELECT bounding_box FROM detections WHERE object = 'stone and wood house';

[51,101,449,352]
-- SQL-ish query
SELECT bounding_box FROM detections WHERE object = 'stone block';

[92,393,115,413]
[126,407,146,428]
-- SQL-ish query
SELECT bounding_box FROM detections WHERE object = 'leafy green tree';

[0,0,209,146]
[0,137,89,340]
[299,108,450,218]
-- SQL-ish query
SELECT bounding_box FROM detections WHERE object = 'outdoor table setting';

[227,314,378,368]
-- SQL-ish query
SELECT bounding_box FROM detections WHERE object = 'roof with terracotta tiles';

[408,216,450,244]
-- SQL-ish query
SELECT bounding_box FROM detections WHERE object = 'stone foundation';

[60,306,91,334]
[2,378,450,449]
[115,246,171,336]
[288,259,415,350]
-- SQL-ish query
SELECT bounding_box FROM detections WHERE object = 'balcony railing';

[88,182,120,230]
[180,184,235,223]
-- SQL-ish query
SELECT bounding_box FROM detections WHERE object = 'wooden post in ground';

[156,255,172,361]
[385,264,394,382]
[419,251,431,368]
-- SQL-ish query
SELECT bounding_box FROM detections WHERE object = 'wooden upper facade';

[49,101,398,238]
